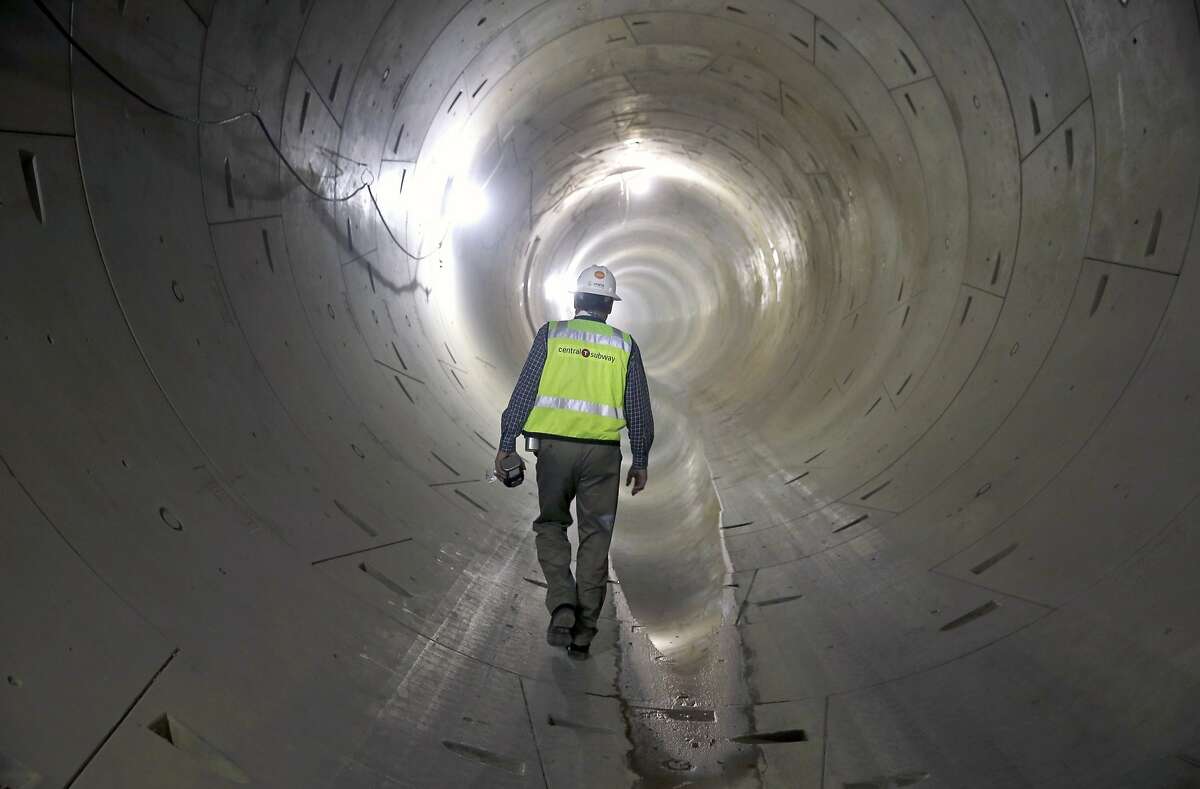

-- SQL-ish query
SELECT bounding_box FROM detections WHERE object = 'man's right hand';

[495,450,518,478]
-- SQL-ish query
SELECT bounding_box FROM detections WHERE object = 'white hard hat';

[572,265,621,301]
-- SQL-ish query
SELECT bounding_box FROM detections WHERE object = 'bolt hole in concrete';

[158,506,183,531]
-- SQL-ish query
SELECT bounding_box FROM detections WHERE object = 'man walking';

[496,265,654,660]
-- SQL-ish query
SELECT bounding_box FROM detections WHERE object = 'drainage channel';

[609,393,764,786]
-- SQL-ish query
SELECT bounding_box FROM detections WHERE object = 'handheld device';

[498,453,525,487]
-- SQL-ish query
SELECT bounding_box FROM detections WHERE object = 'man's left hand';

[626,467,647,496]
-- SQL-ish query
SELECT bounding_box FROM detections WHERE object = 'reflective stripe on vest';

[547,323,632,353]
[534,395,625,421]
[522,319,632,443]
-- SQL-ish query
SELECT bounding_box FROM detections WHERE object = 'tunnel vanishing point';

[2,1,1200,787]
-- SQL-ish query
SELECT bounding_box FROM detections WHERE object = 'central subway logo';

[558,346,616,363]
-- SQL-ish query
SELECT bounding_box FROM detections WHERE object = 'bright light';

[628,175,653,197]
[543,269,572,301]
[543,269,576,315]
[445,180,488,227]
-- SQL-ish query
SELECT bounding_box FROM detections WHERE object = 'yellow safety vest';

[523,319,632,443]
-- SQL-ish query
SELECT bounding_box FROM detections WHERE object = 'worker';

[496,265,654,660]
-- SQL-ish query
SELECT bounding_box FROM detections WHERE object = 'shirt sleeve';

[624,338,654,469]
[498,323,549,452]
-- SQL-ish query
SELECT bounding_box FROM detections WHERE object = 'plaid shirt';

[499,315,654,468]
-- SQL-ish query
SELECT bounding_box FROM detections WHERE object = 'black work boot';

[547,605,575,647]
[566,642,590,661]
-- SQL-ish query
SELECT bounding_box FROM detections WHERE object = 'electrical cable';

[32,0,444,260]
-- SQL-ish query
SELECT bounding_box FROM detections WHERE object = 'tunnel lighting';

[628,176,653,197]
[543,269,576,315]
[543,270,570,300]
[445,180,489,227]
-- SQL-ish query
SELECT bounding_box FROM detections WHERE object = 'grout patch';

[833,513,869,533]
[546,715,621,735]
[732,728,807,744]
[334,499,378,537]
[394,376,414,403]
[940,600,999,631]
[430,451,459,476]
[1089,274,1109,317]
[359,561,411,597]
[223,156,234,209]
[454,489,488,512]
[147,714,250,784]
[260,229,275,272]
[18,150,45,224]
[860,479,892,500]
[442,741,526,776]
[328,63,343,102]
[755,594,804,608]
[970,543,1018,576]
[1145,209,1163,257]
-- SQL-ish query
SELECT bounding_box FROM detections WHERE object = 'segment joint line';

[927,566,1057,611]
[65,648,180,788]
[1018,93,1092,164]
[519,675,550,788]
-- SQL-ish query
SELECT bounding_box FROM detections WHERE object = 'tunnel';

[2,0,1200,786]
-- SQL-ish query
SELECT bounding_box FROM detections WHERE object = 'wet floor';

[610,391,765,786]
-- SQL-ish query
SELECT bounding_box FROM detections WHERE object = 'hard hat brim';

[570,288,621,302]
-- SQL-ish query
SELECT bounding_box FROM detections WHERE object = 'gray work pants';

[532,438,622,646]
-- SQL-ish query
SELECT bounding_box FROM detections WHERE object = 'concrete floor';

[2,1,1199,786]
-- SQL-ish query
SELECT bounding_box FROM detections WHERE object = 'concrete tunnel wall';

[2,0,1199,787]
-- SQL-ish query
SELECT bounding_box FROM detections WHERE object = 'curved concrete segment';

[2,0,1199,786]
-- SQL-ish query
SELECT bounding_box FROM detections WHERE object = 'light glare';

[628,176,652,197]
[544,269,576,315]
[446,180,488,227]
